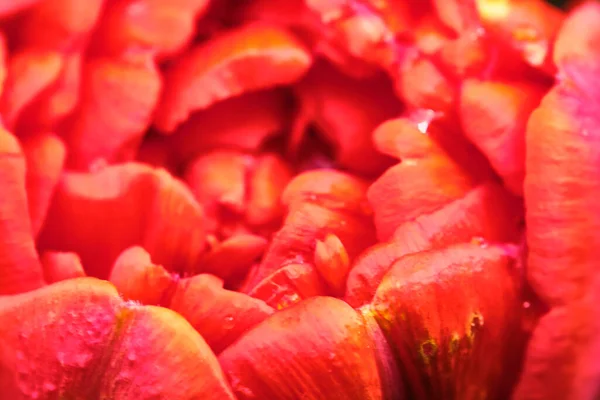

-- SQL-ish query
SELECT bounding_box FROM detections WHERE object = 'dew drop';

[223,316,235,329]
[522,301,531,309]
[75,351,93,368]
[89,158,108,173]
[127,352,137,362]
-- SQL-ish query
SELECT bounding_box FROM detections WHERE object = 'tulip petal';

[314,233,350,296]
[0,278,236,399]
[0,128,44,294]
[292,61,401,175]
[91,0,211,57]
[154,23,312,132]
[18,0,104,52]
[347,182,522,307]
[460,79,544,194]
[109,246,177,305]
[514,4,600,397]
[40,251,85,284]
[246,263,328,310]
[219,296,392,399]
[169,273,275,354]
[21,132,66,236]
[371,243,524,399]
[200,234,268,282]
[0,50,63,131]
[246,152,294,228]
[38,162,207,279]
[64,55,162,169]
[0,0,40,17]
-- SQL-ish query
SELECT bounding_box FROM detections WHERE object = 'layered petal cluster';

[0,0,597,399]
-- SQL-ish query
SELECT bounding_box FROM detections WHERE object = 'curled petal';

[0,128,44,294]
[0,278,236,399]
[184,150,251,233]
[170,273,275,354]
[65,55,162,169]
[460,79,544,194]
[281,169,371,212]
[394,56,455,113]
[347,182,522,307]
[367,156,475,241]
[41,251,85,283]
[515,6,600,397]
[371,243,524,399]
[154,23,312,132]
[249,201,375,291]
[0,50,63,131]
[219,296,394,399]
[246,152,293,228]
[109,246,177,305]
[18,0,104,51]
[292,61,401,175]
[38,162,207,279]
[92,0,211,57]
[21,132,66,236]
[477,0,564,73]
[0,0,40,17]
[246,263,328,310]
[162,89,293,164]
[200,234,268,282]
[20,52,83,132]
[314,233,350,296]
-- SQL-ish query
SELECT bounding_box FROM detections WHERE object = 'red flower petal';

[0,0,39,17]
[91,0,211,58]
[17,0,104,52]
[38,162,207,279]
[368,155,475,241]
[514,5,600,397]
[109,246,177,305]
[40,251,85,283]
[460,79,544,194]
[370,243,524,399]
[219,296,397,399]
[313,233,350,296]
[245,152,293,228]
[0,128,44,294]
[292,61,401,176]
[169,273,275,354]
[154,23,312,132]
[199,234,268,282]
[477,0,564,73]
[0,50,63,131]
[0,278,236,399]
[64,55,161,169]
[346,182,522,307]
[21,132,66,236]
[246,262,328,310]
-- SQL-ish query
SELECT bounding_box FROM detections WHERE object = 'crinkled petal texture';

[155,23,313,132]
[515,3,600,399]
[0,278,236,399]
[38,162,206,279]
[0,128,44,294]
[244,170,376,294]
[370,243,524,400]
[108,247,273,354]
[64,55,162,169]
[219,296,397,400]
[346,182,522,307]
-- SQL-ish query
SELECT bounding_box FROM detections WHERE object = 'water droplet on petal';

[43,382,57,393]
